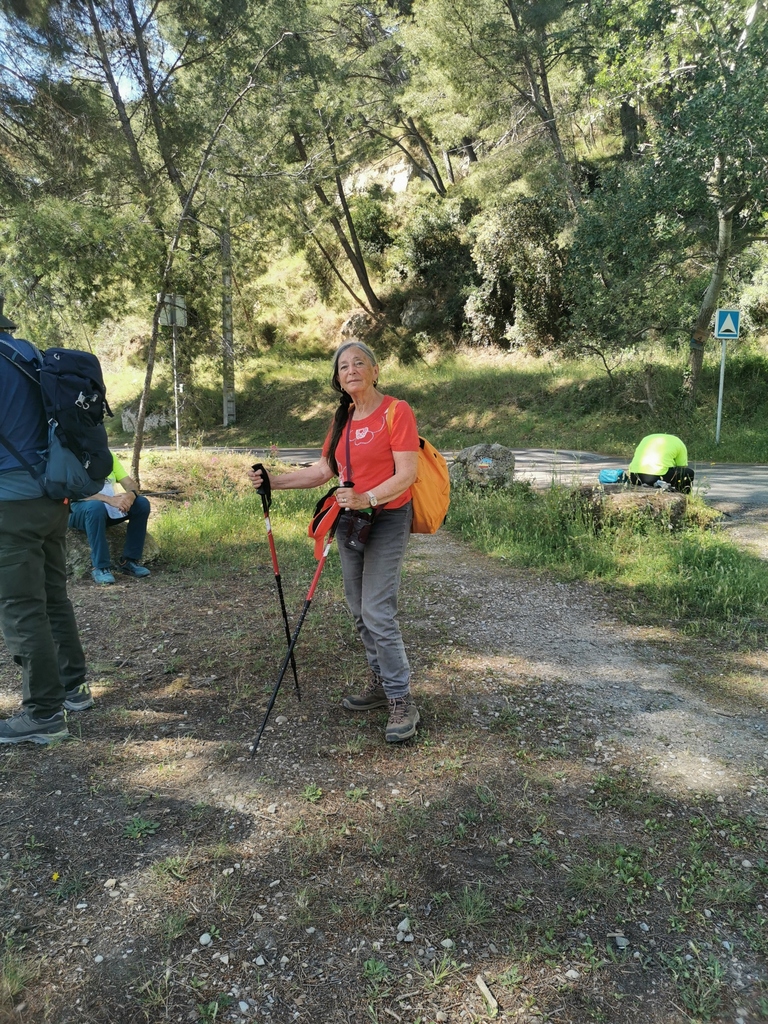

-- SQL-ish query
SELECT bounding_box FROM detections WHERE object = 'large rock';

[339,310,374,340]
[601,487,688,530]
[450,444,516,488]
[121,406,171,434]
[66,522,160,579]
[400,298,434,329]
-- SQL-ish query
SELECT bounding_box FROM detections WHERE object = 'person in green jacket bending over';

[628,434,694,494]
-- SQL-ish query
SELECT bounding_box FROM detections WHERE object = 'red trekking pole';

[252,464,300,699]
[250,505,342,756]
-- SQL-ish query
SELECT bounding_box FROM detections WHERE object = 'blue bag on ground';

[598,468,628,484]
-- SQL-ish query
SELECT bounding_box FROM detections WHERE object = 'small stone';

[397,918,411,934]
[94,955,103,964]
[716,795,724,803]
[615,936,630,949]
[275,716,288,725]
[375,801,385,810]
[404,934,414,943]
[441,938,454,949]
[199,933,212,946]
[565,969,580,980]
[185,751,194,759]
[639,922,649,932]
[219,954,229,966]
[239,1002,249,1013]
[280,956,289,965]
[255,955,266,966]
[267,804,278,814]
[104,879,117,889]
[741,859,753,869]
[436,1013,448,1023]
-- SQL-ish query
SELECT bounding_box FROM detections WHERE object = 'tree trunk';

[461,137,478,162]
[293,129,383,313]
[442,150,455,184]
[685,202,736,404]
[685,147,746,405]
[620,101,640,160]
[404,116,446,195]
[221,211,236,427]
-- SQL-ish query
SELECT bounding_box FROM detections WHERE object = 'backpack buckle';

[76,391,90,410]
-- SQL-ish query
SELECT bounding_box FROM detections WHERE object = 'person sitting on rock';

[68,451,151,584]
[628,434,694,494]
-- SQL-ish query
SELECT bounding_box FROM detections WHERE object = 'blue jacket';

[0,332,47,499]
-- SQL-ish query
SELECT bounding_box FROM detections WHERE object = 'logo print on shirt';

[353,414,386,446]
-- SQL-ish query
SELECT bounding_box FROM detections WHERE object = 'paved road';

[239,446,768,508]
[117,445,768,507]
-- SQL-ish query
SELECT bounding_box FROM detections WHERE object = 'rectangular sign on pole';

[158,294,187,328]
[714,308,740,339]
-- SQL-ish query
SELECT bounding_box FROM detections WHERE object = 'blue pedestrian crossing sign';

[714,308,740,339]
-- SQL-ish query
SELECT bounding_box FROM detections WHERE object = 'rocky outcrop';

[449,444,516,488]
[339,310,374,340]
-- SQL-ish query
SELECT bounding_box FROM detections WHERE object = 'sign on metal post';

[714,308,740,444]
[714,308,740,339]
[157,294,187,450]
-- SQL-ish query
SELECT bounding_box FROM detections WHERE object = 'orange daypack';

[386,400,450,533]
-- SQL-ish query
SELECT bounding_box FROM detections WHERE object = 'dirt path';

[0,524,766,1023]
[408,531,768,802]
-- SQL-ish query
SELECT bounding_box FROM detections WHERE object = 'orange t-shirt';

[322,396,419,509]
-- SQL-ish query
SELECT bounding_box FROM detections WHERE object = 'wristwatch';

[367,491,378,507]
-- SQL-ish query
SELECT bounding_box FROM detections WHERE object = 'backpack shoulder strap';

[385,399,400,433]
[0,337,41,384]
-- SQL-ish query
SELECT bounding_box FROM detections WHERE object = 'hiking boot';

[119,559,150,578]
[92,568,115,585]
[385,698,420,743]
[0,709,69,745]
[63,683,94,712]
[342,672,388,711]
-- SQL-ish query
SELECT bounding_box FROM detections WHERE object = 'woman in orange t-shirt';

[247,341,421,743]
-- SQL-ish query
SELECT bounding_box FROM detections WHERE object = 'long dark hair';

[327,340,379,476]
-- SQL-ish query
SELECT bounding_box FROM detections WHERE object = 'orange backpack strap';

[385,399,399,433]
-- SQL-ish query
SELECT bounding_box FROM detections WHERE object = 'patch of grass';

[197,993,234,1022]
[50,870,88,902]
[152,854,191,883]
[418,952,466,989]
[447,484,768,644]
[161,910,191,946]
[658,947,725,1020]
[123,816,160,840]
[362,958,390,982]
[0,937,39,1011]
[302,783,323,804]
[451,882,494,928]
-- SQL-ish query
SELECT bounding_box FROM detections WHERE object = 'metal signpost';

[713,308,741,444]
[158,294,187,450]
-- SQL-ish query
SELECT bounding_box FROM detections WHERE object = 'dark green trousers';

[0,497,86,715]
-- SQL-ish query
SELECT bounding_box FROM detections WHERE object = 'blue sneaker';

[119,559,150,578]
[63,683,94,712]
[92,568,115,585]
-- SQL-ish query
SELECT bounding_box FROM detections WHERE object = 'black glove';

[251,463,272,510]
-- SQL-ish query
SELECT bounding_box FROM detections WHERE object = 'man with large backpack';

[0,313,92,745]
